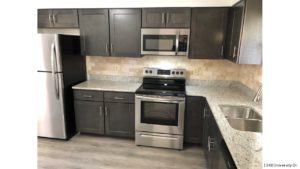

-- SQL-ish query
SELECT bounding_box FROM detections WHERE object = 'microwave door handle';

[175,31,179,55]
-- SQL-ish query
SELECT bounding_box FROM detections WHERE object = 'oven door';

[135,94,185,135]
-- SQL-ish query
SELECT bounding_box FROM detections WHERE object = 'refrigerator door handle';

[51,43,59,100]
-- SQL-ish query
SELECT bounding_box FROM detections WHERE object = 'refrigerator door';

[37,71,66,139]
[37,34,63,72]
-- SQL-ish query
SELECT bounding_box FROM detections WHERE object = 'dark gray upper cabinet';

[38,9,79,28]
[74,100,105,134]
[165,8,191,28]
[38,9,53,28]
[142,8,191,28]
[109,9,141,57]
[104,102,135,138]
[225,0,262,64]
[78,9,110,56]
[142,8,166,28]
[184,96,206,144]
[189,8,228,59]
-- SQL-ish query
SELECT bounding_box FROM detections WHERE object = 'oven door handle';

[136,95,185,103]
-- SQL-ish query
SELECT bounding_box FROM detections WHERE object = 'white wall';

[36,0,238,8]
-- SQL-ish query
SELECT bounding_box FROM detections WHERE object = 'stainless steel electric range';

[135,68,186,150]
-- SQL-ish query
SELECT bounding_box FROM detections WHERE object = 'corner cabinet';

[184,96,206,144]
[78,9,141,57]
[189,8,228,59]
[142,8,191,28]
[224,0,262,64]
[203,103,237,169]
[73,89,135,138]
[38,9,79,28]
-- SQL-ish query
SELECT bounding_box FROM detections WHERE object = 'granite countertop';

[186,85,262,169]
[72,80,141,93]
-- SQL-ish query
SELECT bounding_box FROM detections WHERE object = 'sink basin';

[226,118,262,133]
[219,105,262,120]
[219,105,262,133]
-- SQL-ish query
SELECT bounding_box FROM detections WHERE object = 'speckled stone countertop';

[186,85,262,169]
[72,80,141,92]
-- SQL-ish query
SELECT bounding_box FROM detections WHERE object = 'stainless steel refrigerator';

[37,34,86,140]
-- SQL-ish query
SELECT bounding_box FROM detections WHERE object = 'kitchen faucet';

[253,84,262,102]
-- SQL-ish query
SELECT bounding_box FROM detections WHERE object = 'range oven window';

[143,35,176,51]
[141,101,178,126]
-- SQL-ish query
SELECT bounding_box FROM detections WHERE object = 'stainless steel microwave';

[141,29,190,56]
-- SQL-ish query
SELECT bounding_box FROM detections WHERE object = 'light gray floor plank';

[38,134,207,169]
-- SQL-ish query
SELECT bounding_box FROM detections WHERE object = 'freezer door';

[37,72,66,139]
[37,34,63,72]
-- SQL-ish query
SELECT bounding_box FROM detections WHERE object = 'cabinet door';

[224,1,244,62]
[184,96,206,144]
[165,8,191,28]
[52,9,79,28]
[105,102,135,138]
[38,9,53,28]
[109,9,141,57]
[189,8,228,59]
[74,100,105,134]
[78,9,110,56]
[142,8,166,28]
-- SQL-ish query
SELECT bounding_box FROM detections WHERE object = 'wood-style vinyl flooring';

[38,134,207,169]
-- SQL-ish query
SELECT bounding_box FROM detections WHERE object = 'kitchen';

[37,0,262,169]
[2,0,300,169]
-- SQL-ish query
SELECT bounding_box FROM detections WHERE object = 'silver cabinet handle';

[110,43,113,54]
[233,46,237,58]
[161,13,165,23]
[204,108,210,118]
[99,106,102,116]
[166,13,169,23]
[208,136,215,151]
[114,97,124,100]
[82,32,86,53]
[105,107,108,117]
[48,14,52,23]
[221,45,224,56]
[83,95,92,98]
[52,14,56,23]
[106,43,109,53]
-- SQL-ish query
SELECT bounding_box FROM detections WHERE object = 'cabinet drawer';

[104,92,134,103]
[73,90,103,101]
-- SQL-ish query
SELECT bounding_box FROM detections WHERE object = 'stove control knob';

[180,71,183,75]
[149,70,152,74]
[176,71,179,75]
[172,71,175,74]
[145,70,148,74]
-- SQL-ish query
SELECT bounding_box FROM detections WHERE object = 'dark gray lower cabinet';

[105,102,135,138]
[73,90,135,138]
[203,102,237,169]
[74,100,105,134]
[189,8,228,59]
[184,96,206,144]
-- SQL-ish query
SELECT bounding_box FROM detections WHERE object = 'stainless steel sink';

[219,105,262,133]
